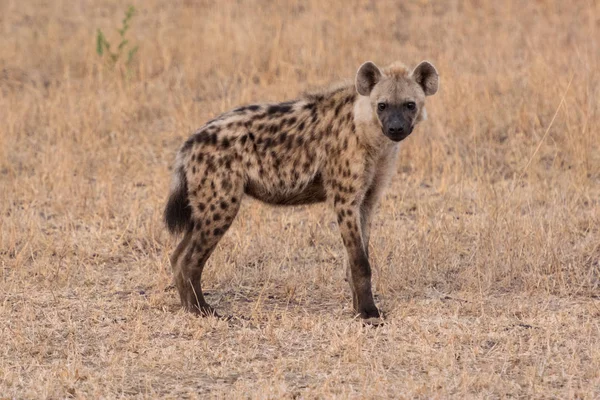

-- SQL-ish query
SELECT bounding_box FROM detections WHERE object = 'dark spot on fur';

[285,138,294,150]
[267,104,293,115]
[193,134,205,145]
[248,132,255,141]
[198,202,206,211]
[182,137,194,152]
[298,121,305,131]
[349,231,357,243]
[221,138,230,148]
[213,213,221,221]
[240,135,248,145]
[232,197,238,203]
[213,228,223,236]
[279,131,288,144]
[220,201,228,210]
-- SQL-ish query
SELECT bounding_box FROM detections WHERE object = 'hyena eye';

[405,102,416,111]
[377,103,386,111]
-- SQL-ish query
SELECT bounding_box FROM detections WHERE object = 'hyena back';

[165,60,439,320]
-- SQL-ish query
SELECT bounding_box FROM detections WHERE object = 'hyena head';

[355,60,439,142]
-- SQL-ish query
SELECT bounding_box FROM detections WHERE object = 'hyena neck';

[301,83,357,134]
[302,84,391,153]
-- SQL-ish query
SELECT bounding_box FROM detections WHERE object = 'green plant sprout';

[96,5,138,68]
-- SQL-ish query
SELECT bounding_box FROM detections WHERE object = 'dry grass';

[1,0,599,398]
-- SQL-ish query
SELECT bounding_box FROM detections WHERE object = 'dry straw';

[1,0,598,397]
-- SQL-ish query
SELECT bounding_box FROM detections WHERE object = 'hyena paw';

[360,307,384,326]
[358,305,381,320]
[186,304,220,318]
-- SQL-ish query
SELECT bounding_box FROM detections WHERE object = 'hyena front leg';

[360,186,377,259]
[359,178,388,259]
[344,177,386,297]
[345,185,378,306]
[360,148,399,259]
[333,191,380,320]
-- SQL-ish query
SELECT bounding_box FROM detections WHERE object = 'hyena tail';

[164,154,192,234]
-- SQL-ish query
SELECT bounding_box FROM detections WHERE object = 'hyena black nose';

[388,125,404,136]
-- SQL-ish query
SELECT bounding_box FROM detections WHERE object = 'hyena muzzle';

[164,60,438,321]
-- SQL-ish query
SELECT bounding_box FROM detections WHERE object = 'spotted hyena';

[164,60,439,321]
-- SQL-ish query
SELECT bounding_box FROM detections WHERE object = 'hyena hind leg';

[170,181,243,317]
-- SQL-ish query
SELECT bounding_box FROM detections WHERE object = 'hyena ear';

[356,61,382,96]
[412,61,439,96]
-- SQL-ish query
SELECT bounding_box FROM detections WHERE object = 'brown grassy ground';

[1,0,599,398]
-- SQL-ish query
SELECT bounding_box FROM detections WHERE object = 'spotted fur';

[164,60,439,319]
